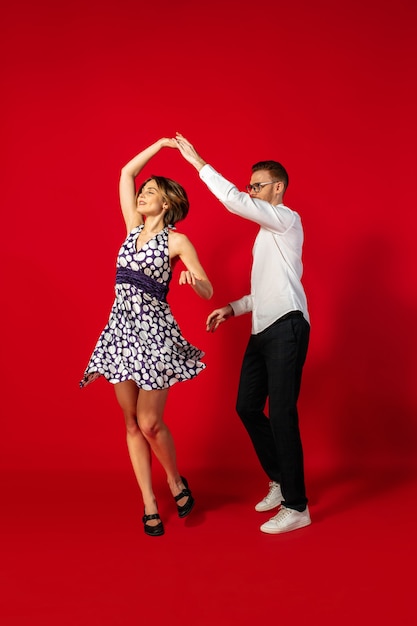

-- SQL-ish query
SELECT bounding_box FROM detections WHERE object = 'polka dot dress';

[80,225,206,390]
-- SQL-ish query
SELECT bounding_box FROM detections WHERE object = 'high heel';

[142,511,164,536]
[174,476,195,518]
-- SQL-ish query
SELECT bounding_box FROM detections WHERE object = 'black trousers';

[236,312,310,511]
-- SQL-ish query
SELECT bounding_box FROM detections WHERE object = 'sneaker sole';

[260,518,311,534]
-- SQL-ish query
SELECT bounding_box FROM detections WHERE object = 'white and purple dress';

[80,225,206,390]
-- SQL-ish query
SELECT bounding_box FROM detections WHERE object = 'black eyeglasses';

[246,181,280,194]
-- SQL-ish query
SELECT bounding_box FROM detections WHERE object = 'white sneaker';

[255,481,283,512]
[260,505,311,534]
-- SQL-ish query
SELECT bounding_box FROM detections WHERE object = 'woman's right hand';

[159,137,177,149]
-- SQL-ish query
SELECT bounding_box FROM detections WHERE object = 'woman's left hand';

[179,270,201,286]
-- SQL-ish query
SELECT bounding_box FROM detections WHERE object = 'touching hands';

[174,133,207,171]
[206,305,234,333]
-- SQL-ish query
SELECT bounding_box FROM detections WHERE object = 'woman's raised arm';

[119,138,177,233]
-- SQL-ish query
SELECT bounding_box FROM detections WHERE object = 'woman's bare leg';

[114,380,159,522]
[137,388,189,504]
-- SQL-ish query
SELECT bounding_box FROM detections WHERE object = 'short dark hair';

[138,176,189,226]
[252,160,289,191]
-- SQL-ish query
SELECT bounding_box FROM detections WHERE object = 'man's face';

[247,170,282,203]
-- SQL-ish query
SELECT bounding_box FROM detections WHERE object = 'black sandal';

[142,511,164,537]
[174,477,195,518]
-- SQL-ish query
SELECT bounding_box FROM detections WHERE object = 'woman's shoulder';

[167,226,184,238]
[167,228,192,254]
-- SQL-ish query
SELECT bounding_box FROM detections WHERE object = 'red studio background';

[1,1,417,625]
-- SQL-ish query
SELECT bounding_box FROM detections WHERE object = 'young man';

[175,134,311,534]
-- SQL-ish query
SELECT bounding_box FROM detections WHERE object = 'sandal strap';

[142,512,161,523]
[174,488,191,502]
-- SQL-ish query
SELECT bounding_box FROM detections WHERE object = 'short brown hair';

[252,160,289,191]
[138,176,189,226]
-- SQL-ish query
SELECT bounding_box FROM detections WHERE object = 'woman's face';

[136,180,167,216]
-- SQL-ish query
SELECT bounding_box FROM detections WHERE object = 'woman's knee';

[123,411,140,436]
[139,415,163,439]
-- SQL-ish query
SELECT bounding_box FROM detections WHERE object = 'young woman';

[80,138,213,536]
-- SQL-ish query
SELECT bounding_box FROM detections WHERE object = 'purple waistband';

[116,266,169,302]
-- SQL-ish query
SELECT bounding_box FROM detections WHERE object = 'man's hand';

[206,305,234,332]
[174,133,207,171]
